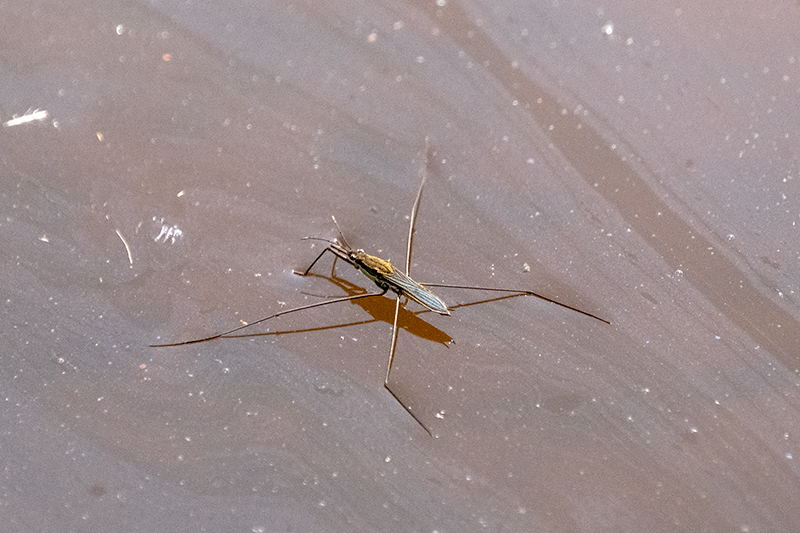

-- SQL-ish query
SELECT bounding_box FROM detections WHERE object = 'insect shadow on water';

[227,270,457,348]
[151,140,610,435]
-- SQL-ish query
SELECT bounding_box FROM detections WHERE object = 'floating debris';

[115,229,133,265]
[4,108,49,127]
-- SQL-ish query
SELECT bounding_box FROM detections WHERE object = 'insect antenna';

[330,215,352,251]
[300,236,341,247]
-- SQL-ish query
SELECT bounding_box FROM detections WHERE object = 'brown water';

[2,0,799,531]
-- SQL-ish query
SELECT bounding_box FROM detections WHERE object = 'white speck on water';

[153,217,184,244]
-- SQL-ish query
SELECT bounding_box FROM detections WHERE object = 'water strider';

[151,142,609,435]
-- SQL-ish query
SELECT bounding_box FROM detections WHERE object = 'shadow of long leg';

[150,289,388,347]
[420,283,610,324]
[384,296,432,436]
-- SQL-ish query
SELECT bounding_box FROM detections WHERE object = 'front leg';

[294,247,336,277]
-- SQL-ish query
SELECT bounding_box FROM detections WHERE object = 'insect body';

[352,251,449,315]
[299,220,450,316]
